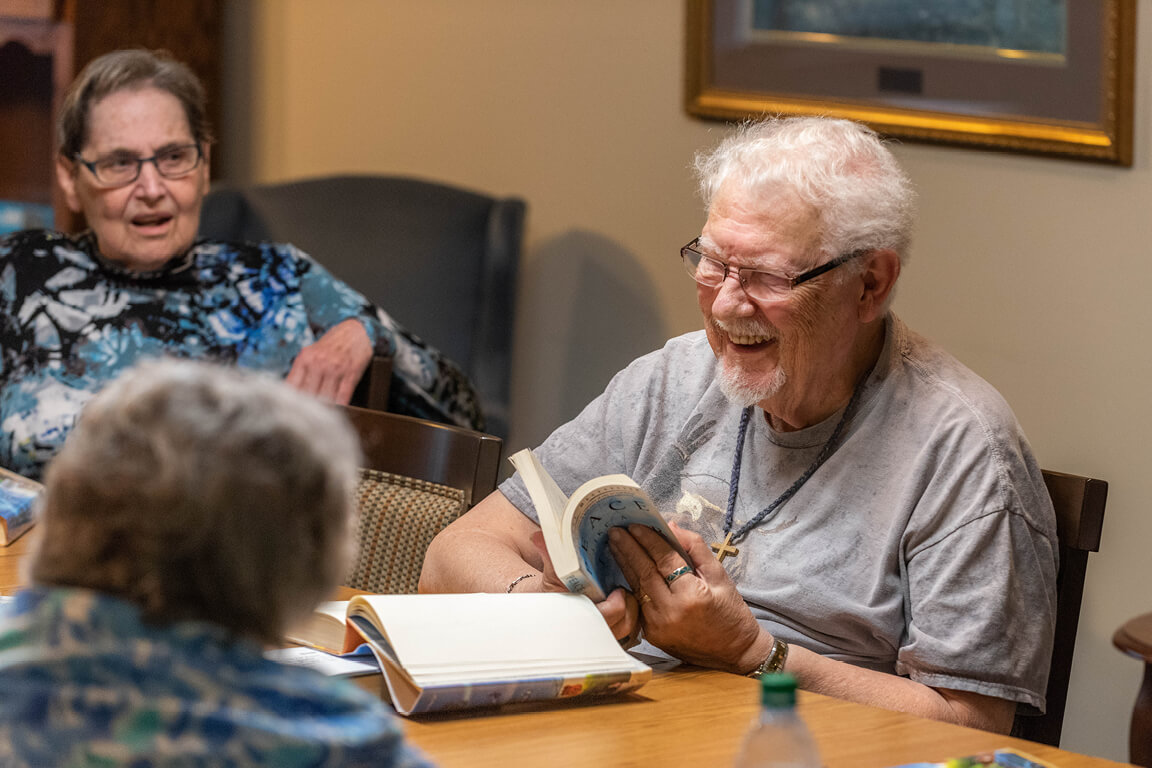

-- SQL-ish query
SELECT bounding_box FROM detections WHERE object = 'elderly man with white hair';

[421,116,1057,734]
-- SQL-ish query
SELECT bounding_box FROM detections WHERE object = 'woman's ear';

[55,156,83,213]
[196,142,211,190]
[856,249,901,322]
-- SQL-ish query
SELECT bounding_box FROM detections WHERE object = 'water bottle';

[733,672,821,768]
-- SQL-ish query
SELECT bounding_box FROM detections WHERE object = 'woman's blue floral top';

[0,230,483,479]
[0,587,434,767]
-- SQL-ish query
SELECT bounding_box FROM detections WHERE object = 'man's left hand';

[286,319,374,404]
[609,521,765,672]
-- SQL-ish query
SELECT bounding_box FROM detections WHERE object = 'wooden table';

[381,664,1129,768]
[4,536,1132,767]
[1114,611,1152,766]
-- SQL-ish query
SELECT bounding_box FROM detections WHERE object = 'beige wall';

[223,2,1150,760]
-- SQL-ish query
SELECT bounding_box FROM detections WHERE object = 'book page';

[283,600,349,654]
[265,647,379,677]
[508,449,580,578]
[348,592,649,685]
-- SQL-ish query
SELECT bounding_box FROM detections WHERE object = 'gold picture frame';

[685,0,1135,166]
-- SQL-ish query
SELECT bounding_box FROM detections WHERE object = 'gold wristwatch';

[748,638,789,678]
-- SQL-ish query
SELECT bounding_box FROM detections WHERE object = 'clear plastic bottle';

[733,673,822,768]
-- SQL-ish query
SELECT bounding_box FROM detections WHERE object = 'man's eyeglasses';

[680,238,861,302]
[75,143,203,187]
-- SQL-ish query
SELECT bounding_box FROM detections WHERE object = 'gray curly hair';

[28,359,361,644]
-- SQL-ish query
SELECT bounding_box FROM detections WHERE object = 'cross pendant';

[711,531,739,562]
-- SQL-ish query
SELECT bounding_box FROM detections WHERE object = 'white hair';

[694,117,917,266]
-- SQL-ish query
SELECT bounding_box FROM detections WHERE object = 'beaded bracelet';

[506,573,538,593]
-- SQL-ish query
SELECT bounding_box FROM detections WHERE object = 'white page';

[313,600,348,620]
[507,449,577,576]
[350,593,647,684]
[266,646,379,677]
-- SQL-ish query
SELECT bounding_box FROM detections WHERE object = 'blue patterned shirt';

[0,231,482,479]
[0,587,435,767]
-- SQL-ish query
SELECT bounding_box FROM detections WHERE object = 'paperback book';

[0,467,40,546]
[509,448,692,602]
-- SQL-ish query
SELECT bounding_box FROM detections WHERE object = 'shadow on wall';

[510,230,667,452]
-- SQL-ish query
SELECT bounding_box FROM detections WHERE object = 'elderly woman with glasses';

[0,359,433,766]
[0,48,482,481]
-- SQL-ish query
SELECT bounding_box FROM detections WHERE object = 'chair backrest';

[349,354,392,412]
[199,174,526,438]
[338,405,502,594]
[340,404,502,507]
[1011,469,1108,746]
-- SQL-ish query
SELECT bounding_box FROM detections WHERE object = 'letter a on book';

[509,448,693,602]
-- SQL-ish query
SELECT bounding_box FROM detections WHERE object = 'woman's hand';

[286,318,374,404]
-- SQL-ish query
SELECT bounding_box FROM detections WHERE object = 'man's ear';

[55,156,83,213]
[856,249,901,322]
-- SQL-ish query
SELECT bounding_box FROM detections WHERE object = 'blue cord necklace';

[710,373,870,562]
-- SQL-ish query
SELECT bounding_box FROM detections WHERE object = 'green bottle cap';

[758,671,798,708]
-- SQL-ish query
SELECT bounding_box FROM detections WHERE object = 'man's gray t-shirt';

[500,314,1058,709]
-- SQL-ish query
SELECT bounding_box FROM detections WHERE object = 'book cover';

[0,467,41,546]
[890,748,1057,768]
[509,448,692,601]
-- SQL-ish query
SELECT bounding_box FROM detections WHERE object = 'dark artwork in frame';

[685,0,1136,165]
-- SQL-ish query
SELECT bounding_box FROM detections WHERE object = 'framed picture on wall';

[685,0,1136,166]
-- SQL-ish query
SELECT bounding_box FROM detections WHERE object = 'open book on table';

[509,448,692,602]
[0,466,40,546]
[289,592,651,715]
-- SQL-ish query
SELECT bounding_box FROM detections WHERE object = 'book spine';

[408,669,649,714]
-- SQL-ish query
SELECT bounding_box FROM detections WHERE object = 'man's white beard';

[718,361,787,408]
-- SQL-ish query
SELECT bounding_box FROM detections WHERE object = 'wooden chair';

[1113,612,1152,766]
[338,405,502,594]
[349,354,392,412]
[1010,469,1108,746]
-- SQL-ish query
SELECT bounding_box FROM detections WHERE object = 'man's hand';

[529,531,641,646]
[609,521,765,672]
[286,319,374,404]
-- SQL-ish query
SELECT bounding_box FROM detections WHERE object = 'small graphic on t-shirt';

[675,490,722,522]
